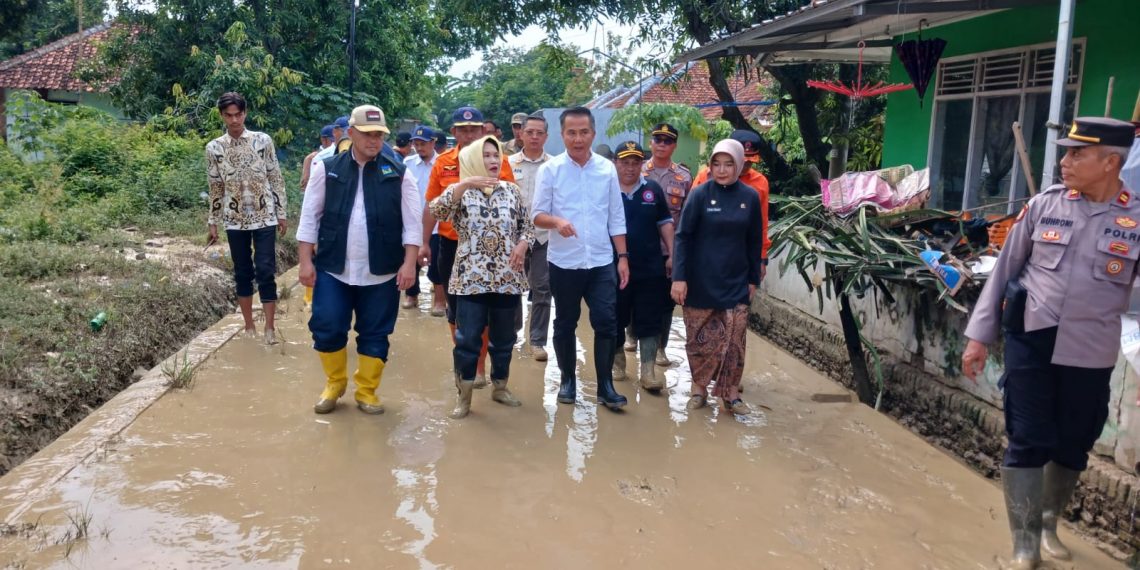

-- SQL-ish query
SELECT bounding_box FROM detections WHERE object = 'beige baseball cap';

[349,105,390,134]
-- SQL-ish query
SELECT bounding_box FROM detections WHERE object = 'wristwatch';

[617,252,630,258]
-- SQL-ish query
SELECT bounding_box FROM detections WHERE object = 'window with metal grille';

[935,42,1084,97]
[927,40,1085,214]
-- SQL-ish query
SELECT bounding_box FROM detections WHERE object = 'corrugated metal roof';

[677,0,1049,65]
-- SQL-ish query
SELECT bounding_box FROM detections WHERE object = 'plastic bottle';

[90,312,108,332]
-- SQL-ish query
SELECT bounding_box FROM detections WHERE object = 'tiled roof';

[590,62,771,121]
[0,23,119,92]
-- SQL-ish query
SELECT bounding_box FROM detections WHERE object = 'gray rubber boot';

[1002,466,1044,570]
[450,376,475,419]
[638,337,663,391]
[613,346,628,381]
[1041,462,1081,561]
[491,379,522,407]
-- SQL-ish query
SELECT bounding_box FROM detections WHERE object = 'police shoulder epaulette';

[1041,184,1067,195]
[675,163,691,174]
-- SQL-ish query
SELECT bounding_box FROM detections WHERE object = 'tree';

[434,42,588,131]
[606,103,709,140]
[1,0,107,58]
[83,0,465,121]
[155,22,379,156]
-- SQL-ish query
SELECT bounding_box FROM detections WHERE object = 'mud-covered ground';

[0,231,297,477]
[0,283,1123,569]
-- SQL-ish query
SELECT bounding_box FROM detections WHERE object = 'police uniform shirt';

[619,178,673,279]
[1123,138,1140,196]
[965,184,1140,368]
[643,162,692,224]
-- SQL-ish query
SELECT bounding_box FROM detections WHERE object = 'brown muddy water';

[0,283,1124,569]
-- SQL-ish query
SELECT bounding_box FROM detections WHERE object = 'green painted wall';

[675,133,701,173]
[881,0,1140,169]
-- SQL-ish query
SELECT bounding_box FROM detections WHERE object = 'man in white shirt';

[532,107,631,411]
[508,114,553,360]
[298,105,422,416]
[402,125,443,313]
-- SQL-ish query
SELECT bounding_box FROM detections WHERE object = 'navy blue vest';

[314,150,406,277]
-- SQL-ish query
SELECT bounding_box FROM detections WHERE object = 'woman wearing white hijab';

[671,139,765,415]
[430,136,535,419]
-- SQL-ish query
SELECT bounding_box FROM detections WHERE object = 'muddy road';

[0,281,1123,568]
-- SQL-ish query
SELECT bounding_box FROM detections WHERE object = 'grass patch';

[161,351,196,390]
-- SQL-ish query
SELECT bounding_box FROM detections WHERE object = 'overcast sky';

[446,18,660,78]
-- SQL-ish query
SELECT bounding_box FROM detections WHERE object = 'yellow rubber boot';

[303,286,313,307]
[314,349,348,414]
[353,355,386,415]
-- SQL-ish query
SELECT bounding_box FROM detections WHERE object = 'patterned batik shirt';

[206,129,287,230]
[429,181,536,296]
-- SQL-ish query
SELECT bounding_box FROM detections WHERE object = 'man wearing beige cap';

[504,112,527,155]
[298,105,423,415]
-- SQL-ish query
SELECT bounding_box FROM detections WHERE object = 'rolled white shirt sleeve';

[532,162,553,220]
[401,170,424,247]
[607,168,627,236]
[297,160,327,245]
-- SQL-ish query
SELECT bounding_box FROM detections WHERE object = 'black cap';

[730,129,763,158]
[651,123,679,140]
[395,132,412,147]
[614,140,645,160]
[1056,117,1135,147]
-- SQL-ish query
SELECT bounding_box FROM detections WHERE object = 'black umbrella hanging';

[895,21,947,108]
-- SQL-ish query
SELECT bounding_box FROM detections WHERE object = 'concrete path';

[0,276,1124,569]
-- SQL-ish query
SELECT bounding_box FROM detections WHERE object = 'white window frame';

[926,39,1086,214]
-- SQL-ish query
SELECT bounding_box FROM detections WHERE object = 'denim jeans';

[226,226,277,301]
[454,294,520,381]
[308,271,399,360]
[437,237,459,323]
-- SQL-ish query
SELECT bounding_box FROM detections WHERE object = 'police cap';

[1056,117,1135,147]
[614,140,645,160]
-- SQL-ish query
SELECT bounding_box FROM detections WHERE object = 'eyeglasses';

[652,136,676,145]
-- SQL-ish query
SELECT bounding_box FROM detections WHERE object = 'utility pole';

[347,0,359,94]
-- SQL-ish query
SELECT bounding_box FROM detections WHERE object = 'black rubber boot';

[552,335,577,404]
[594,335,627,410]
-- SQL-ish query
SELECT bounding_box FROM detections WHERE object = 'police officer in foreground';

[962,117,1138,569]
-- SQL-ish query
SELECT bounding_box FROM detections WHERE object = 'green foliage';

[0,94,237,244]
[150,22,383,156]
[83,0,465,123]
[5,90,109,155]
[0,0,106,58]
[607,103,710,140]
[697,119,734,164]
[768,195,967,311]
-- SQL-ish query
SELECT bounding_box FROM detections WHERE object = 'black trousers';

[226,226,277,301]
[1001,326,1112,470]
[616,276,670,339]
